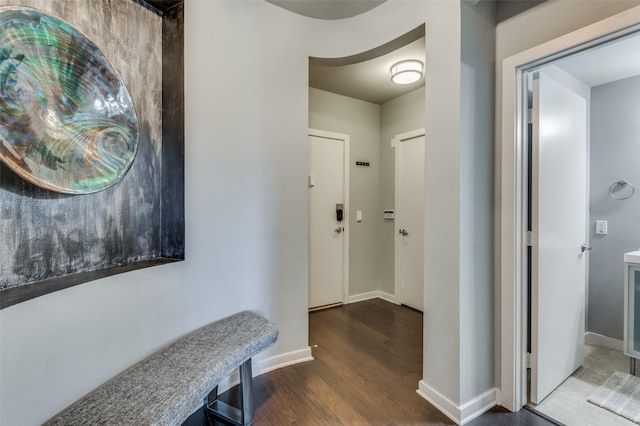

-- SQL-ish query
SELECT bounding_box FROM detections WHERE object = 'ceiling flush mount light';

[390,60,423,85]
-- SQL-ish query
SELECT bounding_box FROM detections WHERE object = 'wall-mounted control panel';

[384,210,394,220]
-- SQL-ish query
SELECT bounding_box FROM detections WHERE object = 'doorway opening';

[524,33,640,424]
[307,25,426,313]
[501,17,640,424]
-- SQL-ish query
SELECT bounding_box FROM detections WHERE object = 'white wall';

[379,87,426,295]
[419,0,496,421]
[1,1,498,424]
[309,88,381,297]
[459,0,496,405]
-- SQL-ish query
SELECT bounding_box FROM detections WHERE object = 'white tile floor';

[533,344,637,426]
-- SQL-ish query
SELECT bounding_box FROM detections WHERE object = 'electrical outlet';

[596,220,608,235]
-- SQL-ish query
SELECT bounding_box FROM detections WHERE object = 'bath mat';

[587,370,640,424]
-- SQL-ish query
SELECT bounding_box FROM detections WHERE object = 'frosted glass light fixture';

[390,60,423,85]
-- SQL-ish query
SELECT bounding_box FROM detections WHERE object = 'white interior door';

[394,130,425,312]
[308,130,348,309]
[530,71,587,404]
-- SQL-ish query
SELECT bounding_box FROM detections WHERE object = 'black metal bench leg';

[204,358,255,426]
[239,358,254,425]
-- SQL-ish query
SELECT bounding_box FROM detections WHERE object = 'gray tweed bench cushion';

[45,310,278,426]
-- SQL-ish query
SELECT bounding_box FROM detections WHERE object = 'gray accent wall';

[588,75,640,341]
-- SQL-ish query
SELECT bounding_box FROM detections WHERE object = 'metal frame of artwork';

[0,6,139,194]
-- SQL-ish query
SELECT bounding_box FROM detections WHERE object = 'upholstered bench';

[45,310,278,426]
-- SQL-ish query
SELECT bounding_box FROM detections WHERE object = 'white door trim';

[308,128,350,305]
[392,128,426,305]
[499,7,640,411]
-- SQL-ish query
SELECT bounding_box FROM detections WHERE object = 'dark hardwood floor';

[185,299,558,425]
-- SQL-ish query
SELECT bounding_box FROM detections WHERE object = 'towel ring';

[609,179,635,200]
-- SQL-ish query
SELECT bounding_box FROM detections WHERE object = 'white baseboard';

[585,332,623,351]
[255,346,314,375]
[347,291,399,305]
[377,291,399,305]
[417,380,497,425]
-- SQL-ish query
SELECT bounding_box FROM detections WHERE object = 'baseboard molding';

[377,291,399,305]
[255,346,314,375]
[417,380,497,425]
[347,291,399,305]
[585,332,623,351]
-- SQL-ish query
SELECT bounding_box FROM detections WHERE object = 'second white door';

[394,130,426,312]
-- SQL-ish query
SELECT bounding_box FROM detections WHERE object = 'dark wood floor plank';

[312,319,414,377]
[184,299,557,426]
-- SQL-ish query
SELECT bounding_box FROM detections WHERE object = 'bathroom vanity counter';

[625,250,640,264]
[624,251,640,374]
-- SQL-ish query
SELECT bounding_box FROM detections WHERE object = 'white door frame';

[499,7,640,412]
[392,128,426,305]
[308,128,350,306]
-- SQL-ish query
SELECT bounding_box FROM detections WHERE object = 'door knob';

[335,227,344,234]
[581,244,592,253]
[399,229,409,236]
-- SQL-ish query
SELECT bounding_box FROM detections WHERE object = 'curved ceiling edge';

[265,0,387,21]
[310,25,424,66]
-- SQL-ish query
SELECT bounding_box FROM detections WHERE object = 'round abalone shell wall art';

[0,6,138,194]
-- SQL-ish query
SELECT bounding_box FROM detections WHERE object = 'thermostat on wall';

[384,210,395,220]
